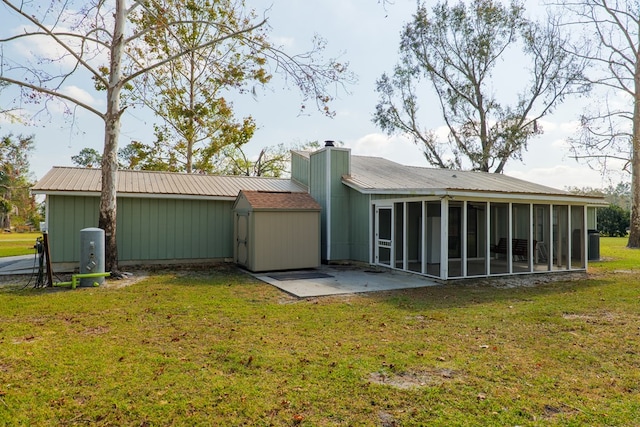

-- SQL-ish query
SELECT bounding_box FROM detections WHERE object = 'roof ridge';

[48,166,292,181]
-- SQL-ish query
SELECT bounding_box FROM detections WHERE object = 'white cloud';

[8,20,109,73]
[347,133,425,166]
[61,85,100,108]
[559,120,580,133]
[538,118,558,132]
[551,138,570,149]
[270,35,295,49]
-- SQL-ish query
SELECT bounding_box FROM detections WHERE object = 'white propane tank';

[79,227,105,287]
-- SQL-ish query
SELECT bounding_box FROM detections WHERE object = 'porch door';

[375,206,393,266]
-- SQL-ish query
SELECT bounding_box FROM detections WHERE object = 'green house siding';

[309,147,353,261]
[48,195,100,263]
[310,151,328,259]
[291,152,310,188]
[47,195,234,264]
[329,149,351,260]
[348,189,370,262]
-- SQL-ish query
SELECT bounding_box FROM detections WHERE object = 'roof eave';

[33,190,237,201]
[342,180,607,204]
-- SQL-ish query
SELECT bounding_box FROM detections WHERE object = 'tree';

[217,143,290,177]
[373,0,586,172]
[605,182,633,212]
[72,144,156,170]
[71,148,103,168]
[598,204,630,237]
[0,133,36,230]
[0,0,351,273]
[215,141,323,177]
[552,0,640,248]
[128,0,268,174]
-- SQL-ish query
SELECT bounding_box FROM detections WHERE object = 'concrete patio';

[253,264,440,297]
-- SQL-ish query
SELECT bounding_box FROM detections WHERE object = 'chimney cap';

[324,140,335,147]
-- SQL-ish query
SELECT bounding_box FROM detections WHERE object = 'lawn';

[0,232,42,257]
[0,238,638,425]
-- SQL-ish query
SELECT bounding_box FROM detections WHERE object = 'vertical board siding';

[49,195,234,263]
[119,198,234,261]
[310,151,328,258]
[291,152,310,187]
[330,149,351,260]
[349,189,370,262]
[48,195,100,262]
[252,211,320,271]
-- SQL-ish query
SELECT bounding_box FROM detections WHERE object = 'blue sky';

[0,0,627,189]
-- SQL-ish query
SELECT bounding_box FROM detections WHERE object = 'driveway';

[0,254,39,275]
[253,265,440,297]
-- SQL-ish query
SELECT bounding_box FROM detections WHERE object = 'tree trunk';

[99,0,126,273]
[628,55,640,248]
[0,214,9,230]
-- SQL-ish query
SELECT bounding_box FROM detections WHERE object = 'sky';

[0,0,629,190]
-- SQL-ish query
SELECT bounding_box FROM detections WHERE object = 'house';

[32,142,606,279]
[32,168,306,271]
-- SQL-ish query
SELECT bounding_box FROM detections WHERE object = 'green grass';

[0,232,42,257]
[0,238,639,425]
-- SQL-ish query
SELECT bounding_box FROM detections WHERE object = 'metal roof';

[345,156,605,202]
[32,156,606,204]
[32,167,306,199]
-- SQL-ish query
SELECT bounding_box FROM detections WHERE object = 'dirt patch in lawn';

[101,271,149,289]
[369,367,460,389]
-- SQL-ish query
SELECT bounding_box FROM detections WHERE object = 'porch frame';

[370,196,591,280]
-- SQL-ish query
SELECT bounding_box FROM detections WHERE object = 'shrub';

[597,204,630,237]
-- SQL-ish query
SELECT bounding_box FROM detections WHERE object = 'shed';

[233,190,321,272]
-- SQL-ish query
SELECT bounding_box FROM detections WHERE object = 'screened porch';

[372,198,589,280]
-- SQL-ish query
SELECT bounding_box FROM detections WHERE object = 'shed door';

[236,213,249,266]
[375,206,393,266]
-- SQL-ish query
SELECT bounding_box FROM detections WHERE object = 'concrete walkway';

[253,265,440,297]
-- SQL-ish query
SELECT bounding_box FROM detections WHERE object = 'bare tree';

[374,0,587,173]
[552,0,640,248]
[0,0,352,273]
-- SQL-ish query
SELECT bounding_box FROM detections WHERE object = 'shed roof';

[345,156,605,203]
[32,167,306,200]
[236,190,321,211]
